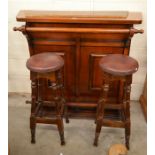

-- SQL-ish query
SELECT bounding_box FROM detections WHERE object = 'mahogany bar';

[14,10,143,119]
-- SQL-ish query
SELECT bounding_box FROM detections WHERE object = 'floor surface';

[8,93,147,155]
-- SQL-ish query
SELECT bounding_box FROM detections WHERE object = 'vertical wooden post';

[94,76,109,146]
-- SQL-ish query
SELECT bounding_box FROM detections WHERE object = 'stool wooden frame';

[94,54,138,149]
[94,73,132,149]
[27,53,66,145]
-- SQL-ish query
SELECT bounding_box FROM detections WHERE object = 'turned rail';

[13,25,144,34]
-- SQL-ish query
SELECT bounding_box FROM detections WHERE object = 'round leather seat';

[99,54,139,76]
[26,52,64,73]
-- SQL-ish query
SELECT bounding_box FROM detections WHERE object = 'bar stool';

[94,54,139,149]
[26,52,65,145]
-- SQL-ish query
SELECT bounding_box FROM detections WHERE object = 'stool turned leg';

[95,101,100,124]
[58,69,69,124]
[55,70,65,145]
[30,79,37,144]
[57,117,65,145]
[94,83,109,146]
[56,69,67,122]
[30,115,36,144]
[94,121,102,146]
[65,106,69,123]
[57,99,65,145]
[124,79,132,150]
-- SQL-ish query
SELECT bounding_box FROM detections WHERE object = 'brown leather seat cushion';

[26,52,64,73]
[99,54,139,76]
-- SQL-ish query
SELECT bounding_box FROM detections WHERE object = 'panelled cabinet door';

[78,46,124,102]
[27,26,77,101]
[31,42,76,101]
[78,31,129,102]
[40,46,75,101]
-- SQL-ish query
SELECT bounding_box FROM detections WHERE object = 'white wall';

[8,0,147,100]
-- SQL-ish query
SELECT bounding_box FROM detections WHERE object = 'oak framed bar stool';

[26,52,65,145]
[94,54,139,149]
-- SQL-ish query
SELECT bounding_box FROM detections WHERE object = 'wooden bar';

[26,27,131,33]
[102,119,125,128]
[36,117,57,124]
[14,10,143,119]
[14,26,144,34]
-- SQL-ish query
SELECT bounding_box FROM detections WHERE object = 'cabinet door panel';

[78,46,124,101]
[32,45,76,101]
